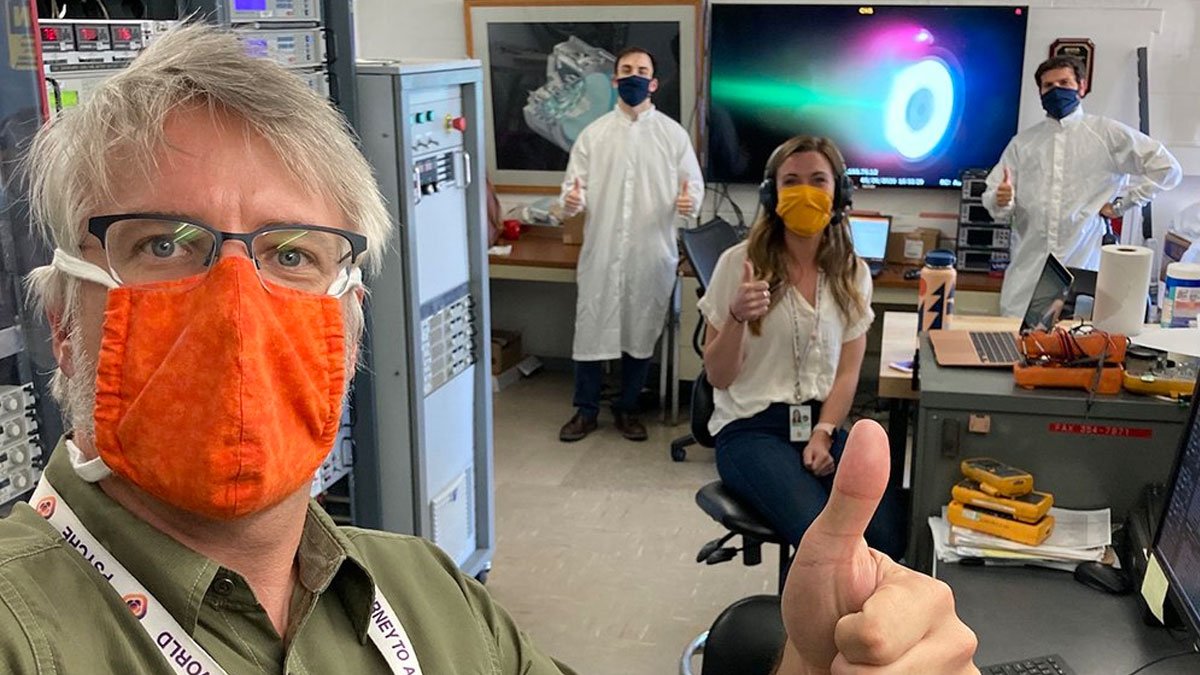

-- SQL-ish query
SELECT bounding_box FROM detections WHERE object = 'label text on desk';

[1048,422,1152,439]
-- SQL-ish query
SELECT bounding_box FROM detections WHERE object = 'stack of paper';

[929,506,1115,572]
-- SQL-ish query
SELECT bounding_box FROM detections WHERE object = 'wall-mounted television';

[707,4,1029,188]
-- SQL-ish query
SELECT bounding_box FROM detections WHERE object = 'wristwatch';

[814,422,837,438]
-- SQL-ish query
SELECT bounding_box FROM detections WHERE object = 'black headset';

[758,139,855,225]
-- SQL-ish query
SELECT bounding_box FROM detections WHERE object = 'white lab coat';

[982,105,1182,317]
[561,106,704,361]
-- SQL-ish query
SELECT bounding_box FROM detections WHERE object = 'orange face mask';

[89,256,347,519]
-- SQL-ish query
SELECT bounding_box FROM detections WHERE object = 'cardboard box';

[490,329,523,375]
[887,227,942,265]
[562,213,584,246]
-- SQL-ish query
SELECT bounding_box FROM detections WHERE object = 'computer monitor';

[1153,373,1200,644]
[848,215,891,262]
[1020,254,1073,333]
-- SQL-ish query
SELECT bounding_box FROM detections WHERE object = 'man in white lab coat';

[558,47,704,442]
[983,55,1182,317]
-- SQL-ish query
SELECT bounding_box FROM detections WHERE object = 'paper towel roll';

[1093,245,1153,336]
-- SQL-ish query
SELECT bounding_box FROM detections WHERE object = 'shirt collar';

[1050,103,1086,127]
[42,438,377,640]
[615,103,655,123]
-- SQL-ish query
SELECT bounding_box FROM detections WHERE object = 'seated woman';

[697,135,905,559]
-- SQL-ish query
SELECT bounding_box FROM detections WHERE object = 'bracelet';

[729,309,746,324]
[814,422,837,437]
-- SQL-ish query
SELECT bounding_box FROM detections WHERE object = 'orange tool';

[1013,362,1124,394]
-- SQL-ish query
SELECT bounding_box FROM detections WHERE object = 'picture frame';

[1049,38,1096,92]
[464,0,703,192]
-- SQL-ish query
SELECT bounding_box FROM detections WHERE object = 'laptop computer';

[928,254,1074,367]
[848,214,891,278]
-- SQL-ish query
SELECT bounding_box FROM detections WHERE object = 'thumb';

[805,420,890,554]
[742,259,756,283]
[680,179,690,197]
[573,177,582,192]
[1001,166,1011,185]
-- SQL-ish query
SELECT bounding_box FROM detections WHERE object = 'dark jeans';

[573,354,652,419]
[714,403,907,560]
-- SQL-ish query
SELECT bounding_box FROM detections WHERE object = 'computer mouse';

[1074,562,1133,595]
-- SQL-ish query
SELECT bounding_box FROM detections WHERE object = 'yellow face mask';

[775,184,833,238]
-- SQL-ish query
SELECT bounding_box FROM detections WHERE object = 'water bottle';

[918,250,957,334]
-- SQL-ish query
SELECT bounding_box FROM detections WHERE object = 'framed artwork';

[1049,38,1096,92]
[464,0,703,192]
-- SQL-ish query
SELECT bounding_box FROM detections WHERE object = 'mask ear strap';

[51,250,120,289]
[326,266,363,297]
[66,438,113,483]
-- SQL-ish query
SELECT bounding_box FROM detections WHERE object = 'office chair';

[679,595,786,675]
[670,217,741,462]
[680,372,793,674]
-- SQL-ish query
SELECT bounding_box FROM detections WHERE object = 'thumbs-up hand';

[777,421,979,674]
[564,177,585,216]
[675,179,695,216]
[729,259,771,324]
[995,165,1013,208]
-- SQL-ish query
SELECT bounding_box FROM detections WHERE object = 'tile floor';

[486,370,778,674]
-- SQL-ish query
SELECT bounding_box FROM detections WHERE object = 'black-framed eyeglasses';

[87,213,368,296]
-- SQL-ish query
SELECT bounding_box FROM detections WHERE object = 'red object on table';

[502,219,522,241]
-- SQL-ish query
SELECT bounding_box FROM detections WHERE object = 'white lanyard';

[31,477,423,675]
[787,274,823,404]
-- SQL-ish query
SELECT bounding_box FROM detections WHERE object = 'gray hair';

[24,23,389,432]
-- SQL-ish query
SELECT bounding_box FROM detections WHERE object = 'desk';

[488,226,687,421]
[488,226,577,282]
[937,564,1200,673]
[878,313,1020,487]
[908,335,1191,570]
[872,265,1004,315]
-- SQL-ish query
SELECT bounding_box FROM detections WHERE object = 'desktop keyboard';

[981,654,1075,675]
[971,331,1021,364]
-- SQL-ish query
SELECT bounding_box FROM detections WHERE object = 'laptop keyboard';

[970,331,1021,364]
[982,654,1075,675]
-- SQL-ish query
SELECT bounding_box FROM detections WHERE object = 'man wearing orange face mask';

[0,28,978,675]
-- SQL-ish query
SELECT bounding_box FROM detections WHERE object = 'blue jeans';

[573,354,653,419]
[715,403,907,559]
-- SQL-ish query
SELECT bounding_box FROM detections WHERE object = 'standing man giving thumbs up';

[982,55,1180,318]
[558,46,703,443]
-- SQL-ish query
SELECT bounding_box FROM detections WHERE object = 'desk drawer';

[907,407,1186,570]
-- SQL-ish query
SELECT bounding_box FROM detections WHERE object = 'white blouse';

[696,241,875,436]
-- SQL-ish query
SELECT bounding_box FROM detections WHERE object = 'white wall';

[356,0,1200,238]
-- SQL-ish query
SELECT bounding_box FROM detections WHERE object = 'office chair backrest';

[682,217,741,293]
[699,595,786,675]
[691,370,716,448]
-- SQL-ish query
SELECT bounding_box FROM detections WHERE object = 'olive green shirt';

[0,444,574,674]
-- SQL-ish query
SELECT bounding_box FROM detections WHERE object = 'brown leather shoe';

[559,412,598,442]
[613,411,648,442]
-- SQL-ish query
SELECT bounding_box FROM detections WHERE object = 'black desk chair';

[670,217,740,462]
[679,595,786,675]
[680,373,792,674]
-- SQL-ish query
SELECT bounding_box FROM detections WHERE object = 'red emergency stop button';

[451,116,468,132]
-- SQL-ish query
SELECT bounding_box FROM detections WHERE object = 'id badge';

[789,404,812,443]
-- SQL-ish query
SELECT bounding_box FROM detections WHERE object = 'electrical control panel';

[420,286,478,396]
[223,0,321,23]
[236,28,325,69]
[0,385,41,506]
[40,20,180,114]
[958,225,1011,250]
[955,168,1012,273]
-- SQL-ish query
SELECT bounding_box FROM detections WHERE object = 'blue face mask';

[1041,86,1080,120]
[616,75,652,107]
